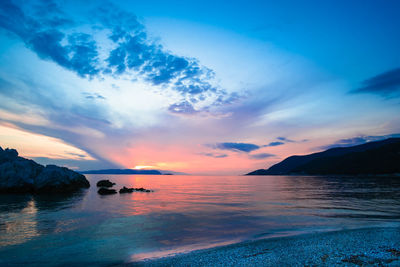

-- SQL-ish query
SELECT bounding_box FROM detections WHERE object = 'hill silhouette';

[247,138,400,175]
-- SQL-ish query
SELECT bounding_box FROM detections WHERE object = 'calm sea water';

[1,175,400,265]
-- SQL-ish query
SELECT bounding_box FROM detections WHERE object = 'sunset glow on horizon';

[1,0,400,175]
[134,166,155,170]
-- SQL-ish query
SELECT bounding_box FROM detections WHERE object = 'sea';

[1,175,400,265]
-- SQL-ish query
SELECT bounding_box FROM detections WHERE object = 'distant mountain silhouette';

[247,138,400,175]
[80,169,162,175]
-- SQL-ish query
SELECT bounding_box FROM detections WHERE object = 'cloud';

[32,157,118,170]
[265,141,284,147]
[83,92,106,100]
[96,2,227,106]
[65,152,88,159]
[0,74,116,169]
[319,133,400,150]
[277,136,309,143]
[208,142,260,153]
[249,153,275,159]
[199,152,228,158]
[0,0,233,109]
[168,101,198,115]
[0,1,356,175]
[0,0,100,78]
[353,67,400,97]
[277,137,294,142]
[261,137,307,147]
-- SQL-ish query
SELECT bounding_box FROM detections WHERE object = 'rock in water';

[34,165,90,193]
[0,148,43,192]
[96,179,115,187]
[98,188,117,195]
[0,146,90,193]
[119,186,134,193]
[119,186,153,193]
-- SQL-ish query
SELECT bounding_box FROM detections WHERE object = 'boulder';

[0,146,90,193]
[119,186,134,193]
[135,187,152,192]
[96,179,115,187]
[119,186,153,193]
[98,188,117,195]
[34,165,90,193]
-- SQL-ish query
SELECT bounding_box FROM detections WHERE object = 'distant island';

[247,138,400,175]
[80,169,162,175]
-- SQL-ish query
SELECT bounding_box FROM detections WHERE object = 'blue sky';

[0,0,399,174]
[128,0,400,81]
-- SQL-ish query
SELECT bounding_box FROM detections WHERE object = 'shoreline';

[131,226,400,266]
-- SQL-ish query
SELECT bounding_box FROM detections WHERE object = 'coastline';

[131,227,400,266]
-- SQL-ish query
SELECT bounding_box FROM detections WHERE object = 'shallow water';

[1,175,400,265]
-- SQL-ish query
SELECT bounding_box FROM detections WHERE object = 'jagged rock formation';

[96,180,115,187]
[0,147,90,193]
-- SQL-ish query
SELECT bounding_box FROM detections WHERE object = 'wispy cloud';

[353,67,400,97]
[249,153,275,159]
[208,142,260,153]
[319,133,400,150]
[262,136,308,147]
[83,92,106,100]
[265,141,284,147]
[199,152,228,158]
[31,156,118,170]
[65,152,88,159]
[277,137,294,142]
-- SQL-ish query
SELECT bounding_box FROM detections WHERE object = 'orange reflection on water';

[87,174,300,217]
[0,199,39,246]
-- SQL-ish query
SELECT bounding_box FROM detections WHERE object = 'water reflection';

[0,175,399,264]
[88,175,400,260]
[280,176,400,220]
[0,196,38,246]
[0,191,86,246]
[32,191,86,211]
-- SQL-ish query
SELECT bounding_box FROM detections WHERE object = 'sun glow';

[134,165,155,170]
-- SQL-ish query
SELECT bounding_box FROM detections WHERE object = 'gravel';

[130,227,400,266]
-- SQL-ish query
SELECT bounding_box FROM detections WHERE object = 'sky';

[0,0,399,175]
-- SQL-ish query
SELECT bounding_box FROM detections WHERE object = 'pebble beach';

[133,227,400,266]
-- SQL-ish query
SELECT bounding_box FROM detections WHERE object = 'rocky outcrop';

[0,147,90,193]
[119,186,152,193]
[134,187,152,192]
[96,179,115,187]
[119,186,134,193]
[34,165,90,193]
[98,188,117,195]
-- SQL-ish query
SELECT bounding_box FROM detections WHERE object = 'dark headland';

[247,138,400,175]
[0,146,90,193]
